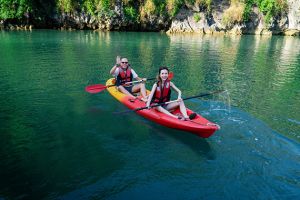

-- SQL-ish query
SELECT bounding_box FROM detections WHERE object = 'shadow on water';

[129,115,215,160]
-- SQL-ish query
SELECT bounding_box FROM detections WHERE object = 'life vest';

[116,67,133,86]
[152,80,171,103]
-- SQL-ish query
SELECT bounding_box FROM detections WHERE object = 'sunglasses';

[121,62,128,64]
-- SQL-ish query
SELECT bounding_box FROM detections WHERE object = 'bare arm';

[170,82,182,99]
[110,56,121,75]
[146,83,157,107]
[110,65,119,75]
[135,77,147,83]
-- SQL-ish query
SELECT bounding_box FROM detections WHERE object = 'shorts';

[162,104,168,109]
[122,85,134,95]
[151,102,168,109]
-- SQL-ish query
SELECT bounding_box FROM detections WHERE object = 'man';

[110,57,148,101]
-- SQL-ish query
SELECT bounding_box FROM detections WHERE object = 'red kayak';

[106,78,219,138]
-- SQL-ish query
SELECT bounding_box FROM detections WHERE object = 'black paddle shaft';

[130,90,225,113]
[107,77,156,88]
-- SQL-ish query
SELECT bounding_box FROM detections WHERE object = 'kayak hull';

[106,78,219,138]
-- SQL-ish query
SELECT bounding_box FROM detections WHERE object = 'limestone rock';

[167,0,300,35]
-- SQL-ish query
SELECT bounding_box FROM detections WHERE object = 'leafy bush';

[166,0,184,17]
[0,0,32,19]
[193,13,201,22]
[222,1,245,28]
[99,0,111,12]
[255,0,288,23]
[205,0,212,12]
[124,6,138,22]
[83,0,97,15]
[243,0,288,24]
[144,0,156,15]
[140,0,155,20]
[243,0,254,22]
[57,0,77,13]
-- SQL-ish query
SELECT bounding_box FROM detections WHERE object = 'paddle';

[85,72,174,94]
[85,78,154,94]
[115,90,225,114]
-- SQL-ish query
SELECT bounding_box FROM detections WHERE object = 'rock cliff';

[167,0,300,36]
[1,0,299,36]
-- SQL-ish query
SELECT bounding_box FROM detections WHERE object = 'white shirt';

[113,67,138,79]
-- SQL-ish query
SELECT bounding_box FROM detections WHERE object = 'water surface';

[0,31,299,199]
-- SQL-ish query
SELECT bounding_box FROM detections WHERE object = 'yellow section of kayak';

[105,78,125,101]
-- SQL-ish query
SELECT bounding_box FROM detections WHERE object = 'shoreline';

[1,25,299,37]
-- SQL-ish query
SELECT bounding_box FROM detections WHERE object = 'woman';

[146,67,196,120]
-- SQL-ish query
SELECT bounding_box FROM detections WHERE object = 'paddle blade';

[168,71,174,80]
[85,84,107,93]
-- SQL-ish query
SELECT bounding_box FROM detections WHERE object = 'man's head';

[120,58,129,68]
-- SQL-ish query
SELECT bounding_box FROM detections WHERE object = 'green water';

[0,31,299,199]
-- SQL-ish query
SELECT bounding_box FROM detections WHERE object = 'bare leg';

[166,101,189,119]
[179,101,189,118]
[139,83,147,98]
[132,83,147,101]
[165,102,180,110]
[156,106,178,119]
[118,86,136,99]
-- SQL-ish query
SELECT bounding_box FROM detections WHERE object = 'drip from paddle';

[85,72,174,94]
[114,90,226,114]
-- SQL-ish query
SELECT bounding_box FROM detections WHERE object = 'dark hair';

[158,66,169,74]
[157,66,169,82]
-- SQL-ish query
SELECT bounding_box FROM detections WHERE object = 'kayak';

[106,78,219,138]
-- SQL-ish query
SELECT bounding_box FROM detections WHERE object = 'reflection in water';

[167,33,300,141]
[274,37,300,88]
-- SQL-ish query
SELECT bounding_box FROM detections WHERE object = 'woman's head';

[157,66,169,82]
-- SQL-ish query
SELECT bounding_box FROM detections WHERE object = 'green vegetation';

[82,0,112,15]
[0,0,32,19]
[0,0,289,27]
[83,0,97,15]
[254,0,288,23]
[222,0,288,26]
[57,0,77,13]
[124,6,138,21]
[222,0,245,28]
[243,0,288,23]
[194,13,201,22]
[243,0,254,21]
